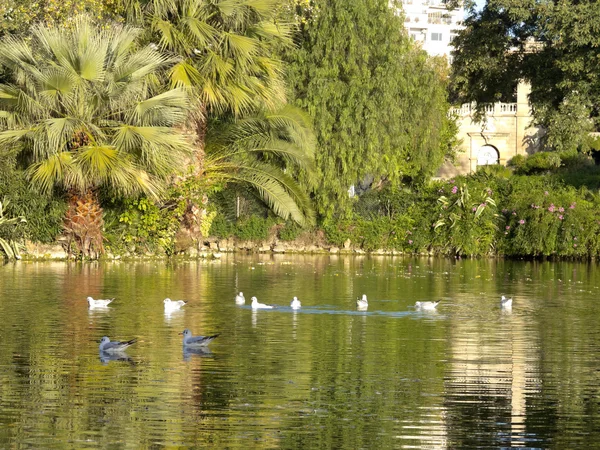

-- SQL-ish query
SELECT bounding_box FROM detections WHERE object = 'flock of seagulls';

[87,296,219,360]
[235,292,514,313]
[90,290,514,360]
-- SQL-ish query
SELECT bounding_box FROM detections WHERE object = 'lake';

[1,254,600,448]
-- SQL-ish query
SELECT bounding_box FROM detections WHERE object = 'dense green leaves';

[139,0,291,117]
[286,0,456,218]
[0,17,193,198]
[204,105,316,226]
[451,0,600,148]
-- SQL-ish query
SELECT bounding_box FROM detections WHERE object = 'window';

[431,32,442,41]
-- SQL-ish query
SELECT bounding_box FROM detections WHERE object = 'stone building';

[439,82,544,177]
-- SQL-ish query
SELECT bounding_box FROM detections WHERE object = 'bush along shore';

[11,164,600,261]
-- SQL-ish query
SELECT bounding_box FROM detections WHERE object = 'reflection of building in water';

[443,308,540,446]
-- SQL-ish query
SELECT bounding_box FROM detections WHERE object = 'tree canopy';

[450,0,600,151]
[0,17,192,198]
[286,0,456,218]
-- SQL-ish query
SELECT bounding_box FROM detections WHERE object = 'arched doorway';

[477,145,499,166]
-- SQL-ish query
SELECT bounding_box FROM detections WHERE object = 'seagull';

[501,295,513,309]
[415,301,440,310]
[87,297,114,308]
[251,296,274,309]
[290,297,301,309]
[356,294,368,310]
[235,292,245,304]
[179,329,219,347]
[98,336,137,353]
[164,298,187,311]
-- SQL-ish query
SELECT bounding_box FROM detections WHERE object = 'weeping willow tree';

[0,17,193,257]
[286,0,457,218]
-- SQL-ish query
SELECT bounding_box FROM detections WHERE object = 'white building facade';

[399,0,464,59]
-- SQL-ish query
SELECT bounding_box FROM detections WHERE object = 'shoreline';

[17,239,598,262]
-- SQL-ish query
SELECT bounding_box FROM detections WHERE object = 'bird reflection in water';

[99,350,134,365]
[183,346,213,362]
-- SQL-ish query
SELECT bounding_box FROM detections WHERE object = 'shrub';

[235,215,273,241]
[0,155,66,243]
[278,222,302,241]
[208,215,234,239]
[515,152,562,175]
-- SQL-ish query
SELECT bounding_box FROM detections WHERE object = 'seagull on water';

[500,295,513,309]
[235,292,245,304]
[179,329,219,347]
[356,294,368,310]
[290,297,301,309]
[251,296,274,309]
[164,298,187,311]
[99,336,137,353]
[87,297,114,308]
[415,301,440,311]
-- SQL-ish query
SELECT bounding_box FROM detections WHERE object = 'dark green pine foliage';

[286,0,456,218]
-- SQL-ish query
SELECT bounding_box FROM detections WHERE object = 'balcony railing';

[451,102,517,117]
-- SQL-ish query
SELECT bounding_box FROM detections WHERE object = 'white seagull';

[251,296,274,309]
[164,298,187,311]
[87,296,114,308]
[179,329,219,347]
[500,295,513,309]
[235,292,246,304]
[415,301,440,311]
[290,297,301,309]
[99,336,137,353]
[356,294,368,310]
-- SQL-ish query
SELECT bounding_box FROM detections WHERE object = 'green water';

[1,254,600,448]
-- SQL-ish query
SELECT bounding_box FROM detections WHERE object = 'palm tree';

[0,17,192,257]
[203,105,316,226]
[140,0,291,138]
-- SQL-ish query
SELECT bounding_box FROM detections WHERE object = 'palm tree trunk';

[63,190,104,258]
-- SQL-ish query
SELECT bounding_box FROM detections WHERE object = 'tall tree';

[285,0,456,218]
[450,0,600,152]
[129,0,317,226]
[137,0,292,137]
[0,17,192,257]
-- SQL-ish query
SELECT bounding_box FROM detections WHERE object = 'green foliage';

[209,215,234,240]
[0,16,192,199]
[234,216,274,241]
[496,176,600,257]
[319,170,600,259]
[513,152,562,175]
[278,222,302,241]
[0,0,123,37]
[285,0,456,218]
[137,0,291,117]
[508,154,526,169]
[451,0,600,143]
[433,184,500,256]
[0,198,26,260]
[208,214,277,242]
[540,95,595,153]
[104,196,182,255]
[0,154,66,243]
[475,164,512,179]
[204,106,316,226]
